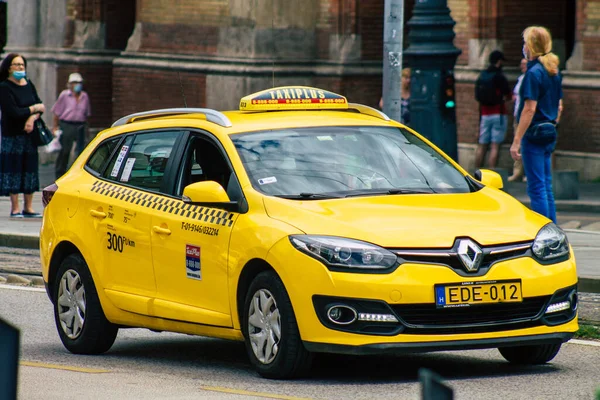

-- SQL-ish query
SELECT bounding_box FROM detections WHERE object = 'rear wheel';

[53,254,118,354]
[498,343,562,365]
[242,271,312,379]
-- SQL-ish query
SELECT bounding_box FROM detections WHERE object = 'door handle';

[89,209,107,219]
[153,226,172,236]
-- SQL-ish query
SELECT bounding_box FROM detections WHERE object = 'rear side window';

[86,138,120,174]
[103,131,181,192]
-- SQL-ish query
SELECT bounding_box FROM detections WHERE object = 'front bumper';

[312,285,578,336]
[266,238,579,346]
[304,332,573,356]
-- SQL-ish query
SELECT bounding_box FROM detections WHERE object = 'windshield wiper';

[344,188,434,198]
[275,192,343,200]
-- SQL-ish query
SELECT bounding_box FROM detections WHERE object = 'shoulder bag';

[33,117,54,147]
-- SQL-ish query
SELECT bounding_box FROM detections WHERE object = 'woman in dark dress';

[0,53,46,218]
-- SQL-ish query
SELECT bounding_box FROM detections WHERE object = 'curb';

[579,277,600,294]
[0,233,39,250]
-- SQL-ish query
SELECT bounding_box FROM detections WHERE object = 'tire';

[242,271,313,379]
[498,343,562,365]
[53,253,118,354]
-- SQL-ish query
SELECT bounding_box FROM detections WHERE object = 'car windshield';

[232,126,472,198]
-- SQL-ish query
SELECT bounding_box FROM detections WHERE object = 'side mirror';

[474,169,503,190]
[183,181,233,206]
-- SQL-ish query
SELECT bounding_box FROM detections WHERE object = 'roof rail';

[111,108,233,128]
[347,103,390,121]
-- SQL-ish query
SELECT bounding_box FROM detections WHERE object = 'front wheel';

[53,254,118,354]
[242,271,312,379]
[498,343,562,365]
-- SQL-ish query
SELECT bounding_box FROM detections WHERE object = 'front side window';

[103,131,181,192]
[232,126,471,198]
[177,135,235,197]
[86,137,121,174]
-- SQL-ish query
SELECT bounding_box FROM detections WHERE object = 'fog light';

[545,301,571,314]
[327,305,357,325]
[358,313,398,323]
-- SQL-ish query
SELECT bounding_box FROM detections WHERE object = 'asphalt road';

[1,285,599,400]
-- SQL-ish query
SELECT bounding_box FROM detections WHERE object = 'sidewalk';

[0,163,598,284]
[504,181,600,214]
[0,161,53,248]
[1,163,599,243]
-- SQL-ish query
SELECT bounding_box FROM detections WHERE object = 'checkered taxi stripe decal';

[91,181,235,227]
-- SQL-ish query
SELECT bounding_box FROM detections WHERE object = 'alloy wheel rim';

[248,288,281,364]
[57,269,86,339]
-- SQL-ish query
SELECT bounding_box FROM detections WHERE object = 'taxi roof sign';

[239,86,348,111]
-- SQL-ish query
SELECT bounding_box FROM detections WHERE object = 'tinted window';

[86,137,120,174]
[178,136,233,195]
[232,126,471,197]
[103,131,181,192]
[103,136,133,181]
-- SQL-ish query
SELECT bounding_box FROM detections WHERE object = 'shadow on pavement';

[47,333,561,383]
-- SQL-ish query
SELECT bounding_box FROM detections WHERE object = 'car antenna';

[177,71,188,108]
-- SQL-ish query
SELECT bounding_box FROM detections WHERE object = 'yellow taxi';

[40,86,578,379]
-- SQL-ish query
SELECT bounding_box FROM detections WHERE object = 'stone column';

[4,0,68,114]
[467,0,501,69]
[6,0,39,48]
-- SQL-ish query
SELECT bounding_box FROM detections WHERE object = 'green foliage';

[575,324,600,340]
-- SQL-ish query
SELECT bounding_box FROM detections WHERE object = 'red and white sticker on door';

[185,244,201,280]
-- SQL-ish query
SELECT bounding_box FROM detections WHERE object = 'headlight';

[289,235,397,270]
[532,223,570,261]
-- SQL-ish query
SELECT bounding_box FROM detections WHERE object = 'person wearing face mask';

[510,26,564,223]
[51,72,91,179]
[0,53,46,218]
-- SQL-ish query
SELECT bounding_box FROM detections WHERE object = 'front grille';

[391,240,532,276]
[390,296,550,334]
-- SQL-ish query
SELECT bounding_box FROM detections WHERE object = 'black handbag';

[33,117,54,147]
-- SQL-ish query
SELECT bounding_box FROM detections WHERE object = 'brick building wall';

[449,0,469,65]
[561,87,600,152]
[582,2,600,71]
[56,64,113,128]
[112,69,206,119]
[14,0,599,165]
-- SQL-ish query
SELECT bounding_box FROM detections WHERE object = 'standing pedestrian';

[379,67,411,124]
[51,72,91,179]
[510,26,563,223]
[508,58,528,182]
[0,53,45,218]
[474,50,512,170]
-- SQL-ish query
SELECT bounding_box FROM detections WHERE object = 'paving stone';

[6,274,31,285]
[581,221,600,232]
[579,292,600,325]
[560,220,582,230]
[30,276,45,286]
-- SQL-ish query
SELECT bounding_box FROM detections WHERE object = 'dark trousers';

[55,121,87,179]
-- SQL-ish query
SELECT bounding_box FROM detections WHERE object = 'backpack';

[475,70,503,106]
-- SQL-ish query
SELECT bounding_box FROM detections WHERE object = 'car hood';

[263,188,547,248]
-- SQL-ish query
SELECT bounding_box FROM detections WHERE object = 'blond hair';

[523,26,559,76]
[401,67,411,78]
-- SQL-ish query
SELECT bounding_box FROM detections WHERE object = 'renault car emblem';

[457,239,483,272]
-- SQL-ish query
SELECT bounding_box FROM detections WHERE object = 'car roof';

[104,108,401,140]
